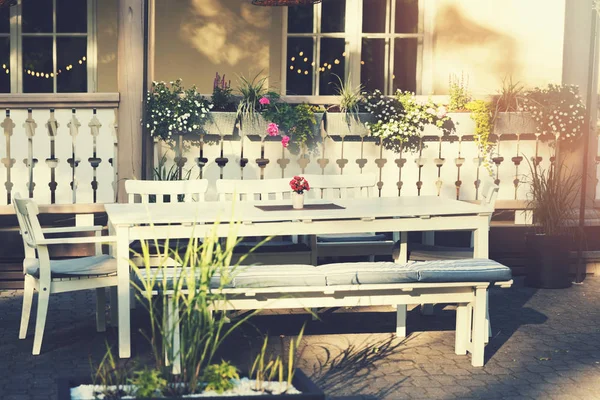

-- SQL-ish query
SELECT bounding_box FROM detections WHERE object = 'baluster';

[46,110,58,204]
[1,110,15,204]
[415,138,425,196]
[455,134,465,200]
[23,109,38,198]
[395,143,406,197]
[67,109,81,203]
[88,109,102,203]
[195,133,208,179]
[374,138,386,197]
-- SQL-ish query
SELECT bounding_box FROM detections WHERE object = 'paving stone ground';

[1,276,600,399]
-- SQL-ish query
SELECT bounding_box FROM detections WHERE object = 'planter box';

[58,369,324,400]
[240,114,269,137]
[494,112,536,135]
[204,112,239,136]
[324,112,372,137]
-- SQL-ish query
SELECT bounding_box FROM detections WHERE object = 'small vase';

[292,192,304,209]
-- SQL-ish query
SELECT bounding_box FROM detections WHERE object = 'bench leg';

[96,288,107,332]
[395,304,407,337]
[110,286,118,327]
[395,232,408,263]
[455,303,469,355]
[420,304,434,315]
[471,287,488,367]
[485,290,491,343]
[165,296,181,375]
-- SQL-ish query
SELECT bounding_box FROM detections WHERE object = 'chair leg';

[96,288,107,332]
[395,304,407,337]
[471,287,488,367]
[485,290,491,343]
[19,275,35,339]
[109,286,118,327]
[32,288,50,355]
[455,303,470,355]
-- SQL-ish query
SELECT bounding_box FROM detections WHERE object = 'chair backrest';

[304,173,377,200]
[216,178,292,201]
[13,194,46,274]
[125,179,209,203]
[479,177,499,209]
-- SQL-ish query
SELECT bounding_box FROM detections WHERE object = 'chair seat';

[409,243,474,261]
[317,233,390,243]
[24,254,117,279]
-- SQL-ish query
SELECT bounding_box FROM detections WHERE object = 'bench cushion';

[317,233,390,243]
[231,264,326,288]
[318,261,418,285]
[406,258,512,282]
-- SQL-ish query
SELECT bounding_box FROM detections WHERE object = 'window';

[0,0,95,94]
[284,0,426,97]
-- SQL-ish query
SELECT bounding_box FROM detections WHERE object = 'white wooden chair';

[13,194,117,355]
[304,173,398,265]
[215,178,313,265]
[125,179,209,259]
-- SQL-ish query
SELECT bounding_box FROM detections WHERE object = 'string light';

[334,59,340,64]
[303,57,308,62]
[13,55,88,78]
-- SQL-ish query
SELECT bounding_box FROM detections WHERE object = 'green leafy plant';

[332,74,363,114]
[236,72,275,123]
[525,158,580,236]
[448,73,472,111]
[362,89,453,153]
[202,361,240,393]
[466,100,495,169]
[129,368,167,398]
[212,72,237,112]
[521,83,586,148]
[145,79,213,140]
[91,343,134,399]
[493,76,525,113]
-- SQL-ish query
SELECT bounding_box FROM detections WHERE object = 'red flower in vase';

[290,176,310,194]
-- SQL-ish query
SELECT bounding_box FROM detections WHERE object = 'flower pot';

[525,233,572,289]
[58,369,325,400]
[292,192,304,209]
[240,114,269,137]
[324,112,372,137]
[494,112,536,135]
[204,112,239,136]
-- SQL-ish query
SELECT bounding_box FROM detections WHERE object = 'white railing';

[155,112,555,208]
[0,94,119,207]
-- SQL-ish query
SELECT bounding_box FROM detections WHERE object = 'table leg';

[396,304,407,337]
[116,226,131,358]
[473,222,489,259]
[455,303,469,355]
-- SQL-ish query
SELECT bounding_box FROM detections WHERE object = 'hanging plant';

[466,100,495,169]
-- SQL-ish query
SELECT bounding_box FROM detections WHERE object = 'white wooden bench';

[137,259,513,368]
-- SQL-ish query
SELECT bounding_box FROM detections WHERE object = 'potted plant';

[524,159,579,288]
[324,75,372,137]
[144,79,213,141]
[236,72,273,136]
[205,72,239,136]
[58,229,325,399]
[363,89,453,154]
[289,176,310,209]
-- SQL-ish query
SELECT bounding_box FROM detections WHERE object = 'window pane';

[57,37,87,92]
[57,0,87,33]
[22,0,53,33]
[286,37,313,95]
[23,37,53,93]
[318,38,345,95]
[363,0,387,34]
[395,0,418,33]
[361,38,385,93]
[288,5,313,34]
[0,37,9,93]
[0,5,10,34]
[393,38,417,93]
[321,0,345,33]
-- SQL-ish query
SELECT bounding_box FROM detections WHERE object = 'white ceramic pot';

[292,192,304,209]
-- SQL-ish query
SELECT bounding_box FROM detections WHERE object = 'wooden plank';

[0,93,119,108]
[117,0,145,201]
[0,281,24,289]
[0,203,106,215]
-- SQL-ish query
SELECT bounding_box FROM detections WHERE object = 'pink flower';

[267,122,279,136]
[436,106,447,119]
[281,135,290,148]
[259,97,270,105]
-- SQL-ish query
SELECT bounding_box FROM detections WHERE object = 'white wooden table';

[105,196,493,358]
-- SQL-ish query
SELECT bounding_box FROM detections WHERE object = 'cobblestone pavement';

[1,277,600,399]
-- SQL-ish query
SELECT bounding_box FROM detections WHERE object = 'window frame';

[7,0,97,94]
[281,0,433,103]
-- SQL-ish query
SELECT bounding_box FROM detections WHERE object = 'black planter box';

[58,369,325,400]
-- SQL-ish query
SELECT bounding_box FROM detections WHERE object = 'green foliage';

[202,361,239,393]
[525,158,579,237]
[211,72,236,112]
[362,89,453,154]
[236,72,274,123]
[448,73,472,111]
[145,79,213,140]
[521,84,586,148]
[332,74,363,114]
[493,76,525,113]
[466,100,495,168]
[129,368,167,398]
[91,343,133,399]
